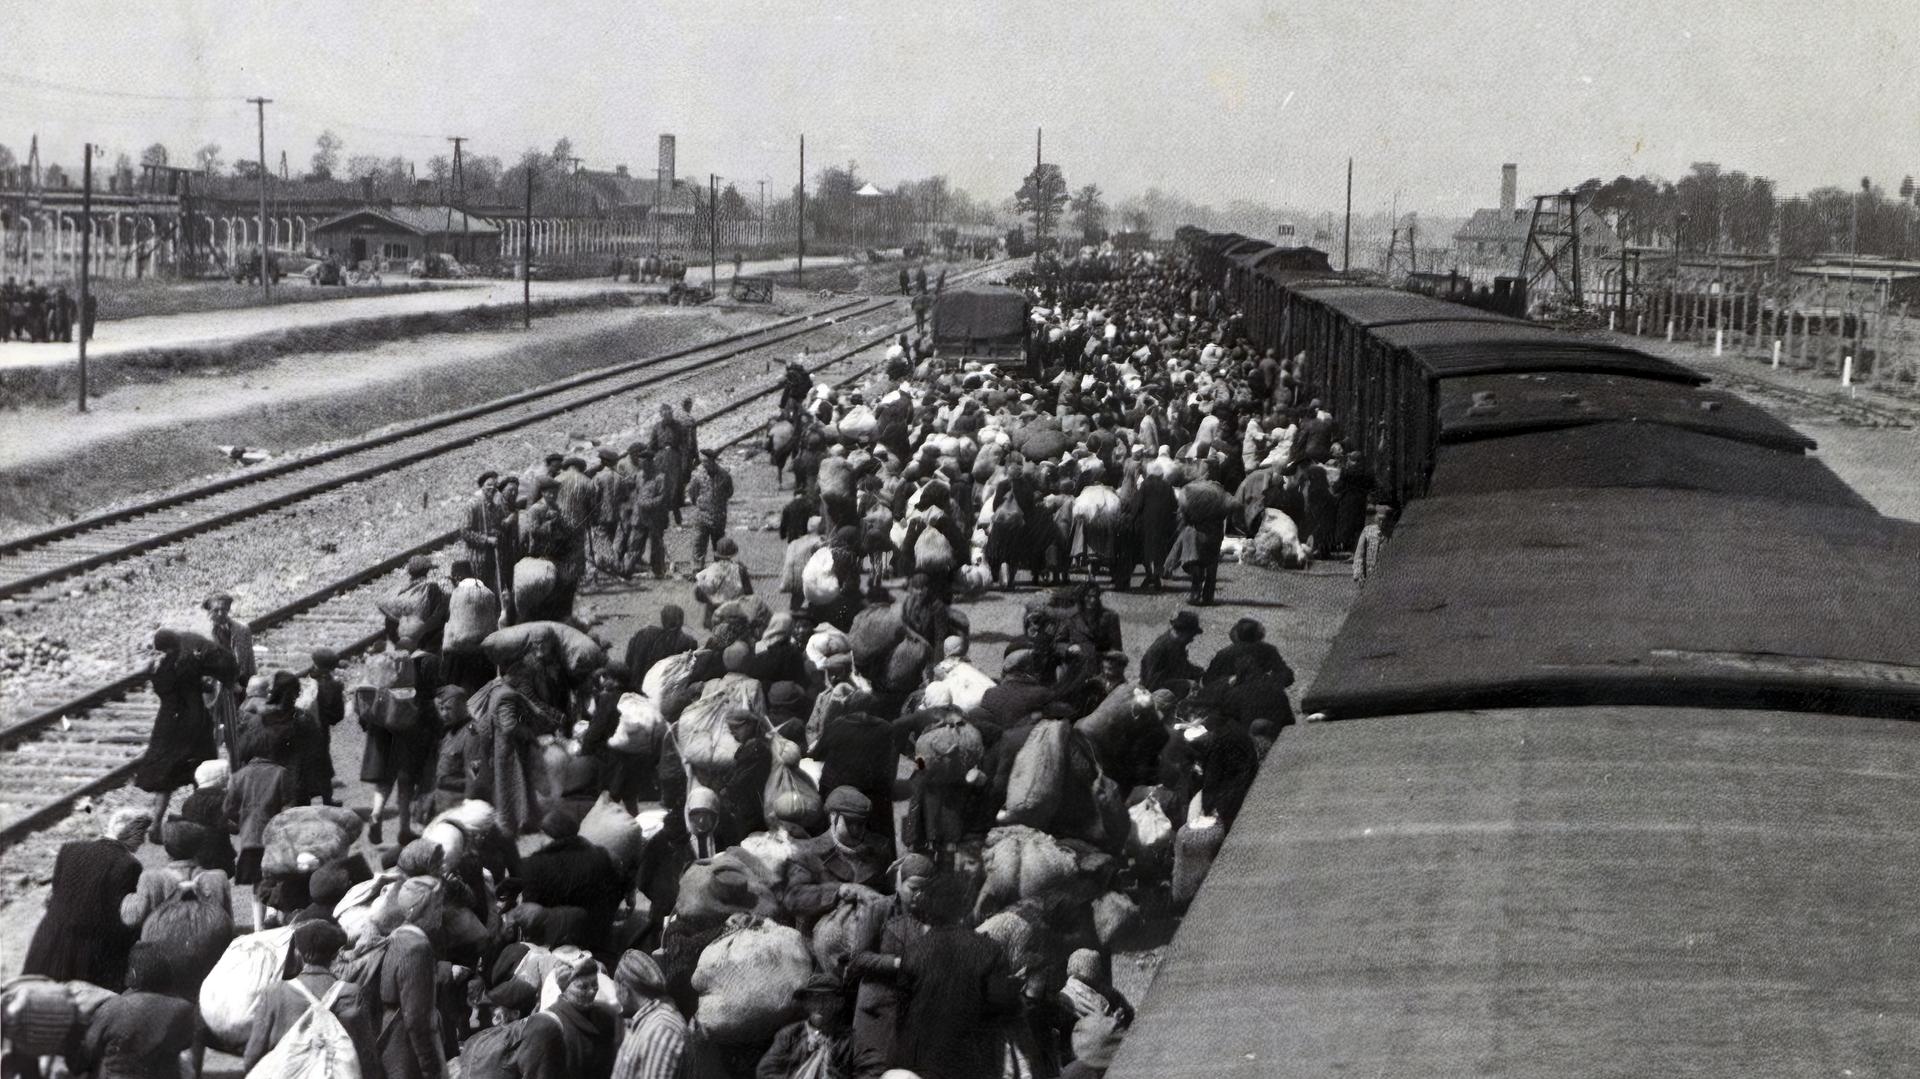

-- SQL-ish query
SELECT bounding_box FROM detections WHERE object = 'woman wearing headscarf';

[134,628,216,844]
[23,807,150,990]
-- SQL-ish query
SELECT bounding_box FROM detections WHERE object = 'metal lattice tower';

[1518,191,1585,307]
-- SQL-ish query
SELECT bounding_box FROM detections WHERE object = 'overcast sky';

[3,0,1915,217]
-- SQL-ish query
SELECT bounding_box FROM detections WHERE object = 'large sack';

[763,744,823,832]
[243,980,359,1079]
[882,630,933,694]
[691,916,814,1044]
[200,924,298,1051]
[810,885,889,973]
[801,547,842,607]
[1002,718,1071,829]
[537,961,620,1012]
[818,457,855,501]
[1077,682,1150,745]
[350,651,417,735]
[1247,508,1311,570]
[551,623,607,677]
[1090,890,1143,948]
[713,595,771,639]
[1171,814,1227,909]
[675,855,783,924]
[1126,797,1175,877]
[849,605,906,669]
[1179,481,1233,527]
[262,805,364,877]
[579,796,648,876]
[913,712,985,783]
[781,536,825,596]
[837,405,879,443]
[420,801,497,868]
[913,527,955,575]
[378,578,445,645]
[333,874,398,944]
[974,825,1081,917]
[512,557,558,614]
[607,693,665,754]
[694,559,748,606]
[805,625,852,673]
[735,831,801,881]
[137,880,232,996]
[767,420,796,455]
[1018,429,1072,461]
[642,651,701,704]
[931,659,996,712]
[482,620,605,676]
[445,580,500,653]
[1072,485,1123,527]
[676,695,747,779]
[1,978,116,1057]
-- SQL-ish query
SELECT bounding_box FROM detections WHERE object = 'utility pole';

[798,134,806,286]
[523,169,533,329]
[1342,158,1353,272]
[709,173,719,289]
[279,150,288,181]
[1036,127,1042,171]
[447,137,468,205]
[758,178,767,247]
[568,156,585,217]
[248,96,272,299]
[79,143,93,412]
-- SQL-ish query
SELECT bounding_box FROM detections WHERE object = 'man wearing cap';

[383,554,450,654]
[616,447,667,579]
[646,402,691,527]
[1140,611,1205,696]
[756,973,882,1079]
[782,787,895,929]
[611,950,687,1079]
[685,447,734,568]
[525,476,585,620]
[463,470,512,589]
[522,453,565,508]
[244,920,380,1079]
[520,808,624,953]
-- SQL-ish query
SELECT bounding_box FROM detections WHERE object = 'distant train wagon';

[932,283,1029,365]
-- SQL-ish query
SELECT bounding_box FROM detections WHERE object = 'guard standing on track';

[686,447,734,569]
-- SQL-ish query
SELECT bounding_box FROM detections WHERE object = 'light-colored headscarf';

[105,807,153,846]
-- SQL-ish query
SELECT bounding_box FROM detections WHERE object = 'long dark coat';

[893,925,1024,1079]
[23,838,143,990]
[1130,474,1179,569]
[135,651,216,794]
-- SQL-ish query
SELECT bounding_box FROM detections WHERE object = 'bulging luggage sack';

[1002,718,1071,829]
[691,915,813,1044]
[512,557,557,614]
[444,579,499,653]
[243,980,358,1079]
[262,805,364,876]
[351,651,417,734]
[200,924,298,1051]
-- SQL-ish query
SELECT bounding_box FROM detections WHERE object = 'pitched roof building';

[1453,164,1615,283]
[312,204,501,266]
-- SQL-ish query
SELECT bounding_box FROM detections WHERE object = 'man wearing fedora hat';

[755,972,882,1079]
[1140,611,1205,696]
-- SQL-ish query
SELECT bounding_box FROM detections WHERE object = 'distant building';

[1452,164,1615,284]
[312,204,501,267]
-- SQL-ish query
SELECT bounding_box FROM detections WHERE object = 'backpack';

[915,714,985,784]
[694,558,746,605]
[244,980,359,1079]
[454,1012,558,1079]
[200,924,300,1051]
[351,651,417,734]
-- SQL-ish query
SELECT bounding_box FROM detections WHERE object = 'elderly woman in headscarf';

[134,628,217,844]
[23,806,149,990]
[611,950,687,1079]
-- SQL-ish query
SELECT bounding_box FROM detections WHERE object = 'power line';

[0,70,247,104]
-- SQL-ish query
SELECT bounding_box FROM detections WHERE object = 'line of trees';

[1578,162,1920,260]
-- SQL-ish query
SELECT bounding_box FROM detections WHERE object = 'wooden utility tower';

[1518,190,1585,308]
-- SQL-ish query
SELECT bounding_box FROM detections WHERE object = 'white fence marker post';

[1608,311,1616,332]
[1841,354,1853,388]
[1772,340,1782,368]
[1714,329,1724,356]
[1635,314,1644,336]
[1666,319,1675,342]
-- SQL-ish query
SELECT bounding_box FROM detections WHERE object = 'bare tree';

[311,131,343,180]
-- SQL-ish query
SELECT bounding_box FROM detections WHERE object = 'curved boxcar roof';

[1292,285,1527,329]
[1302,487,1920,719]
[1378,321,1703,383]
[1437,371,1813,451]
[1428,423,1870,509]
[1110,705,1920,1078]
[1228,243,1280,268]
[1220,237,1270,258]
[1248,246,1335,274]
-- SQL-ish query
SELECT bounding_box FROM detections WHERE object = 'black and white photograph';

[0,3,1916,1076]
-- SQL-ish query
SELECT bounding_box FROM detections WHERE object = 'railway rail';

[0,260,1009,849]
[0,295,890,604]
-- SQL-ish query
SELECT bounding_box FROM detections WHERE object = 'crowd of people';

[1,277,97,344]
[8,247,1391,1079]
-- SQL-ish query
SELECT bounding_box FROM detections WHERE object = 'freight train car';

[1111,237,1920,1079]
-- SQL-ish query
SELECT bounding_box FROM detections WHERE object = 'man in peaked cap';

[781,786,895,930]
[1139,610,1205,695]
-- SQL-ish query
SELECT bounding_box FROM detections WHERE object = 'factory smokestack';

[1500,163,1517,217]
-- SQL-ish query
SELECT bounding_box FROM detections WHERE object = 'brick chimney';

[1500,164,1517,216]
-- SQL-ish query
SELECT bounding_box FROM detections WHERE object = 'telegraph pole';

[248,96,272,298]
[79,143,93,412]
[523,169,533,328]
[709,173,719,289]
[758,178,767,247]
[1343,158,1353,272]
[447,137,468,204]
[798,134,806,286]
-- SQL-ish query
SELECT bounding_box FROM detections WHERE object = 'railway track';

[0,295,889,604]
[0,260,1010,848]
[1709,367,1919,429]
